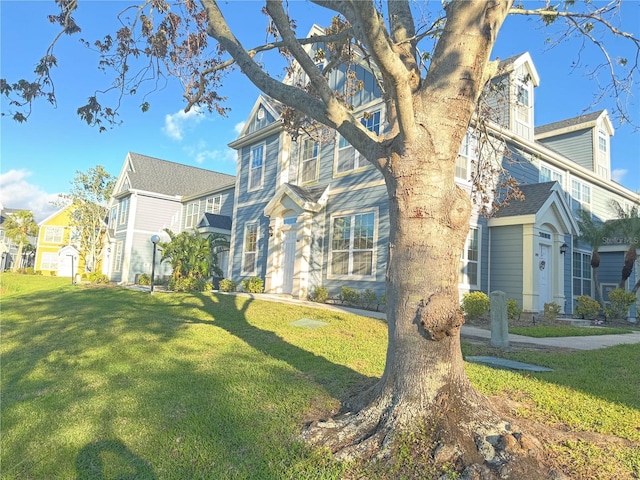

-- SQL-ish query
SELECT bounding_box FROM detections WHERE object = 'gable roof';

[0,208,22,225]
[535,110,614,138]
[490,181,578,235]
[198,213,232,231]
[117,152,235,197]
[496,52,540,86]
[493,182,558,217]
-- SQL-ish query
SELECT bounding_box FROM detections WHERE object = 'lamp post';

[67,254,75,285]
[150,234,160,294]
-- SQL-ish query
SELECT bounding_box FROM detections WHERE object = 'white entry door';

[539,244,552,310]
[57,254,76,278]
[282,230,296,294]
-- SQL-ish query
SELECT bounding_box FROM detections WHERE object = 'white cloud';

[162,107,204,141]
[611,169,627,184]
[234,121,246,135]
[192,148,238,166]
[0,169,60,222]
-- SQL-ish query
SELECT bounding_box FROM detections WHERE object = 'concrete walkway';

[225,292,640,351]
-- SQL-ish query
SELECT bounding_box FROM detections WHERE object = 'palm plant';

[3,210,38,272]
[609,200,640,291]
[158,229,211,279]
[208,233,230,278]
[575,208,610,304]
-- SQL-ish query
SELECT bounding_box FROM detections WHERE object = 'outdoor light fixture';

[150,234,160,294]
[560,242,569,255]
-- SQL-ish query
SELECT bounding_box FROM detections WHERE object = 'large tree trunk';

[303,144,552,477]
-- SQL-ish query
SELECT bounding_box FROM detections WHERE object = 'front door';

[539,244,552,310]
[282,230,296,294]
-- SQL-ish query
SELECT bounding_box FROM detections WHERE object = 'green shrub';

[604,288,636,320]
[543,302,561,320]
[308,286,328,303]
[219,279,237,292]
[168,277,208,292]
[361,289,378,309]
[138,273,151,286]
[88,272,110,284]
[339,286,360,306]
[461,292,490,320]
[507,299,521,320]
[241,276,264,294]
[21,267,35,275]
[575,295,601,320]
[380,293,386,305]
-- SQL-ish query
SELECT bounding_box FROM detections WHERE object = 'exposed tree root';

[301,386,561,479]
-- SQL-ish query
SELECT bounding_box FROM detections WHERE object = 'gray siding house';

[226,37,639,319]
[104,152,235,284]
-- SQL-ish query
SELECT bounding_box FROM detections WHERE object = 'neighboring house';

[34,205,85,277]
[104,152,236,284]
[0,206,37,271]
[226,36,639,318]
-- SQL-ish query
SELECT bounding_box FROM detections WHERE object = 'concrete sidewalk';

[461,325,640,350]
[228,292,640,351]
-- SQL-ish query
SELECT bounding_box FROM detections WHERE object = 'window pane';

[352,251,373,275]
[331,251,349,275]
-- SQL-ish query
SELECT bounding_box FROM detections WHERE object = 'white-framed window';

[114,241,124,273]
[185,202,200,229]
[249,143,265,191]
[329,211,376,277]
[242,223,259,274]
[597,130,609,179]
[459,226,480,288]
[44,226,64,244]
[109,206,118,227]
[300,138,319,184]
[457,130,478,181]
[0,230,5,242]
[206,195,222,214]
[119,198,129,225]
[41,252,59,270]
[361,110,381,135]
[335,134,366,174]
[539,163,564,186]
[571,178,591,213]
[514,76,533,136]
[572,251,592,297]
[334,110,381,175]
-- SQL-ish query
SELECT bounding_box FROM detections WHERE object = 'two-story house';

[34,205,84,277]
[0,205,37,271]
[104,152,236,284]
[226,38,639,319]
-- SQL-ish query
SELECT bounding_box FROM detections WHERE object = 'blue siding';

[320,185,389,299]
[502,146,539,185]
[538,129,594,171]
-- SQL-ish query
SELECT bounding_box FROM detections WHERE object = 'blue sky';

[1,1,638,222]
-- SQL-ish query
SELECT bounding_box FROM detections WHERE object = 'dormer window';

[597,129,610,179]
[513,75,533,139]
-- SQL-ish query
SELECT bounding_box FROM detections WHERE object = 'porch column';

[293,212,313,300]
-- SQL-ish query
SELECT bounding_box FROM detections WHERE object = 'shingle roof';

[126,152,235,197]
[493,182,557,217]
[198,213,232,231]
[0,208,23,225]
[285,183,327,204]
[534,110,605,136]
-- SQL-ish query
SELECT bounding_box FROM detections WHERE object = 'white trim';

[248,142,266,192]
[327,208,378,280]
[241,222,259,275]
[459,225,481,290]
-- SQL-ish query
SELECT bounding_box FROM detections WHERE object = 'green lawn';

[510,325,634,337]
[2,274,639,479]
